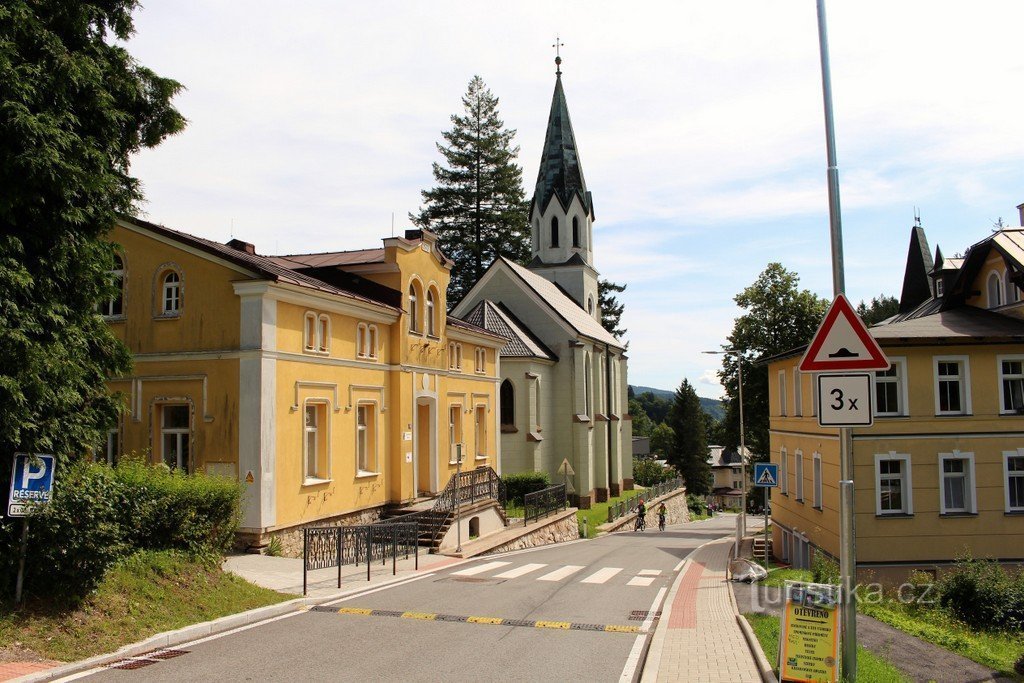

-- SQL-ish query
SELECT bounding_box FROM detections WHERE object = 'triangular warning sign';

[799,294,890,372]
[756,468,776,486]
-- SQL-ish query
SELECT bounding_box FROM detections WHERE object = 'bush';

[633,458,673,487]
[0,458,242,601]
[686,493,706,517]
[501,471,551,506]
[937,557,1024,631]
[812,553,840,585]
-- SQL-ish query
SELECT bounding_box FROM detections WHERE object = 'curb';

[727,537,778,683]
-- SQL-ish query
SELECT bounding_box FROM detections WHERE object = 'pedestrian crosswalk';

[448,561,663,587]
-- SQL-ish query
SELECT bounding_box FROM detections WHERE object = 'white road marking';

[627,576,655,587]
[451,561,510,576]
[619,586,668,683]
[493,563,547,579]
[580,567,623,584]
[638,569,661,576]
[673,558,687,572]
[537,564,585,582]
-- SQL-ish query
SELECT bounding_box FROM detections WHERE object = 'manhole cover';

[148,649,189,660]
[106,658,157,670]
[629,610,661,621]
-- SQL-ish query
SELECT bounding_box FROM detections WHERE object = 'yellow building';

[101,217,505,548]
[766,221,1024,583]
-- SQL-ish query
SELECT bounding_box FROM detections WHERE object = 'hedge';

[0,457,242,601]
[502,471,551,506]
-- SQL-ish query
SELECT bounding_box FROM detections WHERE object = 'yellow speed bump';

[535,621,571,630]
[402,611,437,621]
[337,607,373,616]
[604,625,641,633]
[467,616,504,625]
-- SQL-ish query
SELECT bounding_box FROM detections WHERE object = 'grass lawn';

[859,599,1024,679]
[759,567,813,588]
[576,488,647,537]
[0,550,292,663]
[744,612,909,682]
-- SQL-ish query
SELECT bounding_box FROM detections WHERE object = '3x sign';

[816,374,873,427]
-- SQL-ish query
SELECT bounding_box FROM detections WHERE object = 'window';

[303,402,329,481]
[303,311,329,353]
[793,369,802,416]
[426,288,437,336]
[1009,275,1021,304]
[1004,450,1024,512]
[475,348,486,373]
[449,405,463,462]
[999,356,1024,414]
[356,323,378,359]
[356,404,377,474]
[161,404,190,471]
[448,343,462,371]
[584,354,592,416]
[572,216,580,248]
[778,371,787,416]
[475,405,487,459]
[936,279,944,297]
[780,447,788,495]
[317,314,330,353]
[500,379,515,428]
[587,296,594,315]
[813,453,822,509]
[99,428,119,465]
[934,357,970,415]
[939,452,975,514]
[988,271,1004,308]
[874,358,907,417]
[550,216,559,247]
[408,283,419,333]
[368,325,378,359]
[794,450,804,501]
[162,271,180,314]
[875,453,913,515]
[304,312,317,351]
[102,255,124,317]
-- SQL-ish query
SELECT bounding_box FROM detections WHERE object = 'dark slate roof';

[871,306,1024,341]
[899,226,934,313]
[531,74,593,217]
[461,300,557,360]
[526,252,590,270]
[269,248,385,268]
[445,314,506,341]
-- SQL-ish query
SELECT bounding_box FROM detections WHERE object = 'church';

[453,57,632,508]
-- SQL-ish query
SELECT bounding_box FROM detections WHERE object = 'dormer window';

[988,272,1004,308]
[550,216,559,248]
[572,216,580,248]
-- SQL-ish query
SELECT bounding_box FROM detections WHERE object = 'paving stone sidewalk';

[642,536,762,683]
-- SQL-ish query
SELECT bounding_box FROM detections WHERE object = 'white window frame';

[426,288,437,336]
[448,404,463,464]
[303,400,331,483]
[356,402,378,476]
[987,270,1004,308]
[162,271,181,315]
[794,449,804,502]
[933,355,971,416]
[102,255,125,318]
[475,348,486,374]
[874,357,908,417]
[1003,449,1024,513]
[317,314,330,354]
[793,368,802,417]
[160,404,190,471]
[408,283,419,333]
[874,452,913,516]
[1008,273,1020,304]
[997,354,1024,415]
[938,451,976,514]
[474,404,488,460]
[812,452,822,509]
[780,447,788,495]
[304,311,317,352]
[778,370,787,417]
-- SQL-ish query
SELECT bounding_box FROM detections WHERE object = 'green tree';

[856,294,899,326]
[411,75,529,303]
[649,422,674,458]
[628,398,655,438]
[717,264,828,460]
[598,278,627,339]
[666,379,711,495]
[0,1,185,468]
[634,391,672,424]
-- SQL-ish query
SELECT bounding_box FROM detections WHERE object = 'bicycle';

[658,514,666,532]
[634,514,646,532]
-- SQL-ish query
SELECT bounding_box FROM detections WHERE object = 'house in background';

[707,445,748,509]
[766,210,1024,582]
[100,218,504,551]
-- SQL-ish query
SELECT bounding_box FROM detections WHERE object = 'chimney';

[1017,202,1024,227]
[226,238,256,255]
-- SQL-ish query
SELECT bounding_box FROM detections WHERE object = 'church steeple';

[528,52,600,321]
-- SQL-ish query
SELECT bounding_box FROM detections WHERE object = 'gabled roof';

[943,228,1024,309]
[531,73,593,218]
[707,445,750,468]
[871,305,1024,340]
[462,300,557,361]
[498,257,623,349]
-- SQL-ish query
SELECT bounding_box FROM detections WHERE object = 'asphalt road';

[72,514,742,683]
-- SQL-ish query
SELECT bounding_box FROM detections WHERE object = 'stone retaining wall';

[482,509,580,555]
[600,487,690,533]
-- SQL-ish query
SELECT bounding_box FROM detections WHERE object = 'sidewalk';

[641,536,763,683]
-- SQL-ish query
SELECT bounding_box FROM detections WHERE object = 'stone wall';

[600,487,690,533]
[483,509,580,555]
[243,505,386,558]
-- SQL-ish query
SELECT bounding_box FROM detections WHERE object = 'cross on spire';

[553,35,564,76]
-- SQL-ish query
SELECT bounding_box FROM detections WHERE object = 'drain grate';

[629,610,662,621]
[106,658,157,670]
[148,649,189,660]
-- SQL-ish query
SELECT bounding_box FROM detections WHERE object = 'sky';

[123,1,1024,398]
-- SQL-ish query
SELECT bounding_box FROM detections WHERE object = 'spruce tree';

[667,379,711,495]
[0,0,185,466]
[411,76,529,304]
[598,278,627,339]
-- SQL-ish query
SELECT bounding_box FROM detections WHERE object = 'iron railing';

[523,483,567,526]
[302,522,418,595]
[606,477,684,524]
[376,466,505,549]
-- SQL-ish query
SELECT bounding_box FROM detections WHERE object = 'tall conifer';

[667,379,711,495]
[411,76,529,303]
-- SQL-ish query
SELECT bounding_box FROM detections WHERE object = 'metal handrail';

[302,522,418,595]
[605,477,683,524]
[523,483,567,525]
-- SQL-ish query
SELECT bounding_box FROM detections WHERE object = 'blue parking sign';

[8,453,56,517]
[754,463,779,488]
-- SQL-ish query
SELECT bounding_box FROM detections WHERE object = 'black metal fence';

[606,477,684,524]
[523,483,567,525]
[302,522,418,595]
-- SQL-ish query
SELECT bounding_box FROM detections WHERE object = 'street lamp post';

[703,349,747,549]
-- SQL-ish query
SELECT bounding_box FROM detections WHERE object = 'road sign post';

[754,464,778,568]
[455,444,462,554]
[8,453,56,604]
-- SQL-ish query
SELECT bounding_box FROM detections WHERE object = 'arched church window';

[988,272,1003,308]
[500,379,515,427]
[572,216,580,248]
[587,295,594,315]
[550,216,559,248]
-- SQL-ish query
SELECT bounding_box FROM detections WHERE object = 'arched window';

[426,287,437,336]
[988,272,1004,308]
[317,314,330,353]
[500,379,515,427]
[587,295,594,315]
[550,216,559,247]
[584,353,592,416]
[304,312,317,351]
[408,283,419,332]
[162,271,180,314]
[367,325,378,359]
[102,254,124,317]
[572,216,580,248]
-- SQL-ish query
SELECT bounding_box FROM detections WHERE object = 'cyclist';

[634,498,646,532]
[658,502,667,531]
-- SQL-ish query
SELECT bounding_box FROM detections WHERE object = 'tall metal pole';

[455,444,463,554]
[737,355,747,539]
[815,0,856,679]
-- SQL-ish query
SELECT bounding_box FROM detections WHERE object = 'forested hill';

[629,385,725,421]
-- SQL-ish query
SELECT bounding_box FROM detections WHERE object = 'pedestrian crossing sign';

[754,463,778,488]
